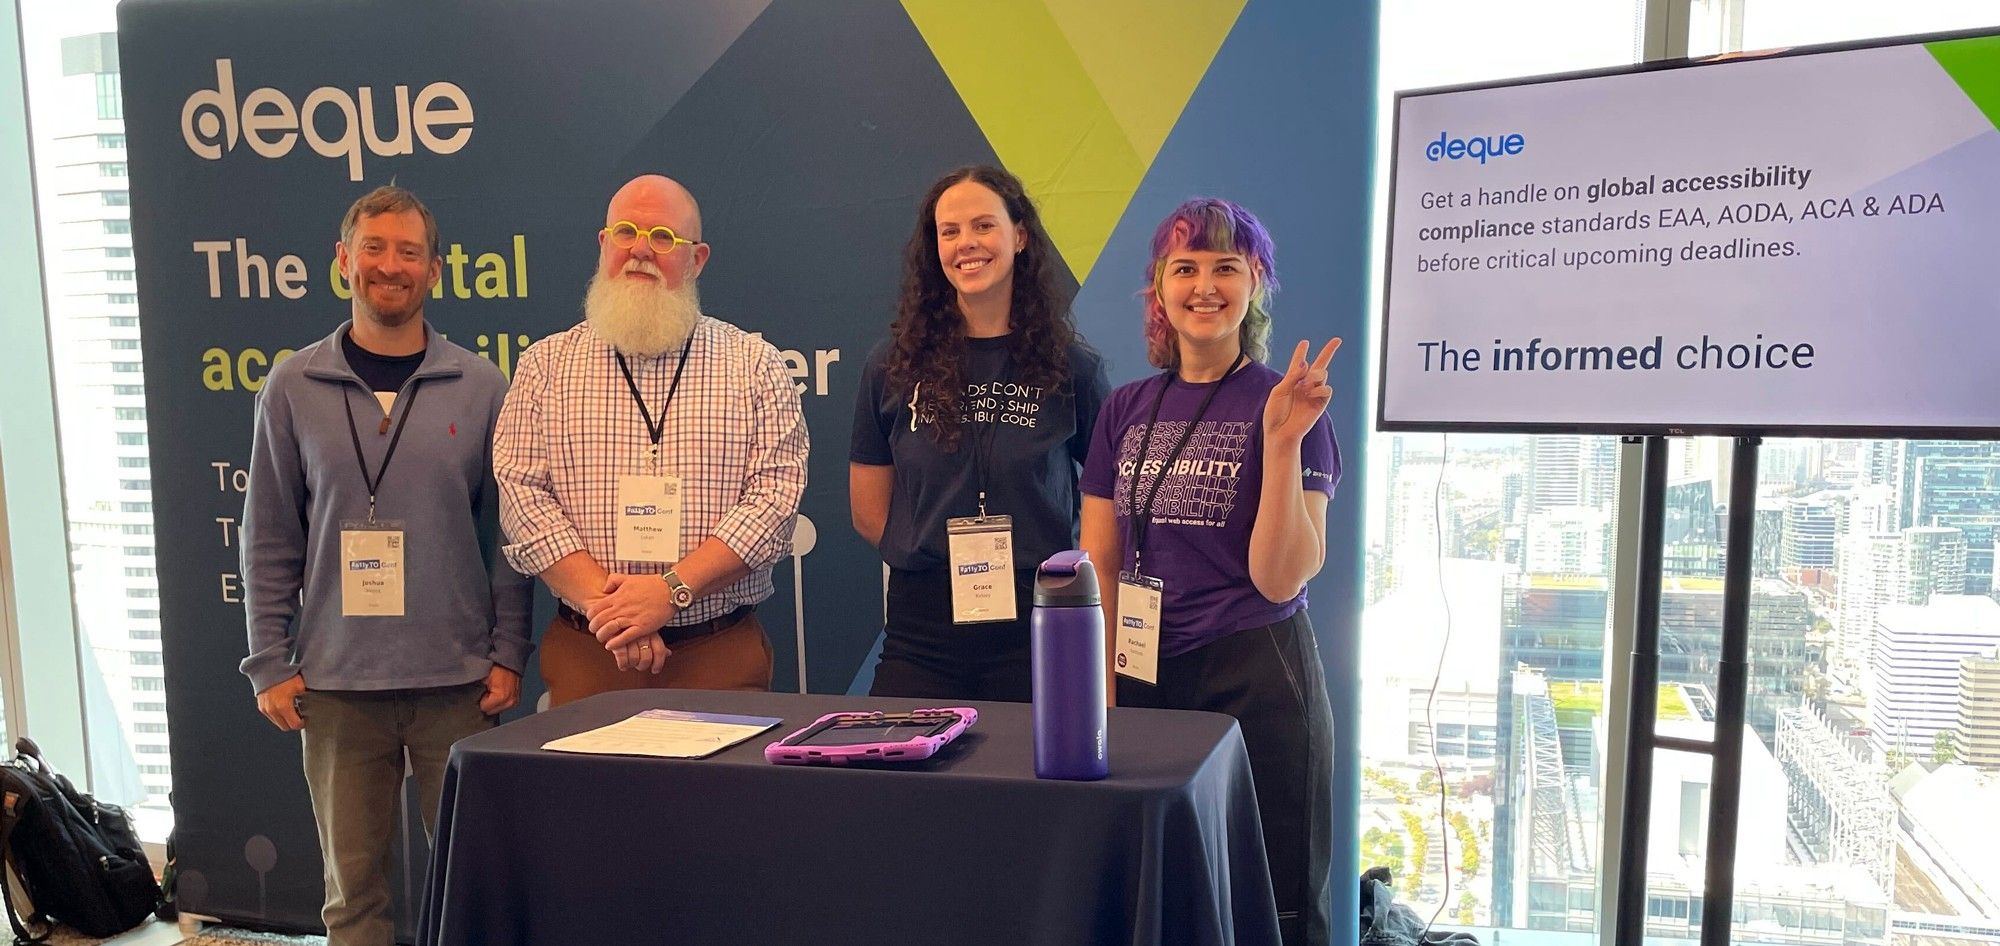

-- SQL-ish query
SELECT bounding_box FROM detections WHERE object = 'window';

[102,191,129,207]
[125,609,158,620]
[107,294,137,304]
[130,652,161,666]
[117,457,147,468]
[1364,3,1643,934]
[105,245,132,256]
[109,339,139,349]
[124,567,154,577]
[94,72,120,119]
[114,407,145,420]
[131,678,164,692]
[129,629,159,641]
[111,384,144,395]
[110,362,141,373]
[97,161,126,177]
[133,703,166,714]
[134,722,166,734]
[103,220,129,234]
[116,432,145,445]
[108,316,137,326]
[97,133,124,148]
[105,270,133,281]
[138,766,171,776]
[125,587,157,598]
[118,481,149,492]
[119,525,152,536]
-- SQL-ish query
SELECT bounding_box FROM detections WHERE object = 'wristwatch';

[661,569,695,609]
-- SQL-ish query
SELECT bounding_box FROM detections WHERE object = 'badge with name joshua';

[1115,573,1164,685]
[340,519,406,617]
[616,475,684,563]
[946,515,1016,624]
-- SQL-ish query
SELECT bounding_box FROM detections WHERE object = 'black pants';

[870,567,1036,703]
[1118,611,1335,946]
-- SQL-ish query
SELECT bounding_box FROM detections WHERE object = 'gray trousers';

[299,681,490,946]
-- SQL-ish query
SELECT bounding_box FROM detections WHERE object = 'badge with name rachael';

[946,515,1016,624]
[1115,573,1164,685]
[616,475,684,563]
[340,520,406,617]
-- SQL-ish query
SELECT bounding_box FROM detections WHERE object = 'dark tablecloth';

[417,689,1279,946]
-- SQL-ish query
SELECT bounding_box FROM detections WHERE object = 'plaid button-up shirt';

[494,317,809,623]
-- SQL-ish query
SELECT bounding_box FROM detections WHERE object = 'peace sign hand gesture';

[1262,338,1341,445]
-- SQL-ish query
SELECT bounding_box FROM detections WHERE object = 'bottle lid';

[1034,550,1100,607]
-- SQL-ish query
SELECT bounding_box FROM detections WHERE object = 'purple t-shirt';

[1080,362,1341,657]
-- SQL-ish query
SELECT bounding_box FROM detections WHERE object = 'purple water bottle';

[1032,550,1107,780]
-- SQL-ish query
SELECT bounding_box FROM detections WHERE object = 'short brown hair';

[339,185,439,257]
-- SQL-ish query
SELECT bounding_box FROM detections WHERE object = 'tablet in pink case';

[764,707,977,765]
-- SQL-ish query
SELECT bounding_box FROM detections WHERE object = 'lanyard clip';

[977,490,988,519]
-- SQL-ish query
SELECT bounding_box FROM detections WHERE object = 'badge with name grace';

[946,515,1016,624]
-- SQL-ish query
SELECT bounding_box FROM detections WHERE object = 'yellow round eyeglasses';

[601,221,700,255]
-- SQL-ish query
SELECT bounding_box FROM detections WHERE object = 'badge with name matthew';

[340,519,406,617]
[1116,573,1164,685]
[946,515,1015,624]
[616,475,684,563]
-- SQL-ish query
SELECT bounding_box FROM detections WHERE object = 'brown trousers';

[539,607,773,706]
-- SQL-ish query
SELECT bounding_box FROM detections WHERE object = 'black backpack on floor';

[0,737,161,943]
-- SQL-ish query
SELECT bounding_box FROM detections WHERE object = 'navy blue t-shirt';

[341,328,424,394]
[851,335,1110,572]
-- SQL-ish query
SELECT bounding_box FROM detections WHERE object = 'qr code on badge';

[387,535,402,549]
[993,536,1009,551]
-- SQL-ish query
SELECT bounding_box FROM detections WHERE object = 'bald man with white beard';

[494,175,809,704]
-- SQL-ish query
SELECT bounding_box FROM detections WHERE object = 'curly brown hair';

[885,165,1079,451]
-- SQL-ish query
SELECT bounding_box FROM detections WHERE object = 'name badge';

[946,515,1016,624]
[616,475,684,563]
[340,520,406,617]
[1115,573,1164,685]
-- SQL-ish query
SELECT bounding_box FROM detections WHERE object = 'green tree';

[1457,891,1478,925]
[1933,730,1959,765]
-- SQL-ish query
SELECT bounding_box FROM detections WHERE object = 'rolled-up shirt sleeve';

[709,340,809,571]
[494,340,587,576]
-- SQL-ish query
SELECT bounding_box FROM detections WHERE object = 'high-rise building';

[1869,596,2000,759]
[1958,647,2000,771]
[44,32,166,806]
[1834,526,1965,685]
[1910,452,2000,596]
[1522,506,1611,576]
[1783,493,1839,577]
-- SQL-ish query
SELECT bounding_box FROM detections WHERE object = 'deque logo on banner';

[1424,131,1525,165]
[179,59,474,181]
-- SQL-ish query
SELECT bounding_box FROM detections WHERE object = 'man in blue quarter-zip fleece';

[239,185,533,946]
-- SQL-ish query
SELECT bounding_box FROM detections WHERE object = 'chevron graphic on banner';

[900,0,1248,282]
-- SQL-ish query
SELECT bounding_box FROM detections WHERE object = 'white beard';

[584,263,702,357]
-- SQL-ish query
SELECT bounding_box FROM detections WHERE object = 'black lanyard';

[342,380,423,522]
[971,352,1013,518]
[1126,353,1244,575]
[615,337,694,462]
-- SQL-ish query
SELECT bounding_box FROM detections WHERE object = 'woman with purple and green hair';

[1080,197,1342,946]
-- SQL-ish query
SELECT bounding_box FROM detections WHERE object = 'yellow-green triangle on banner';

[902,0,1247,282]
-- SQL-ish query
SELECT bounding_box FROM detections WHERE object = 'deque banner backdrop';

[116,0,1375,934]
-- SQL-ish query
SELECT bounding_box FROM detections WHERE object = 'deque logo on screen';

[1424,131,1525,165]
[180,60,473,181]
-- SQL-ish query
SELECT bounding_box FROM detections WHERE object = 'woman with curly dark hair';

[849,165,1109,701]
